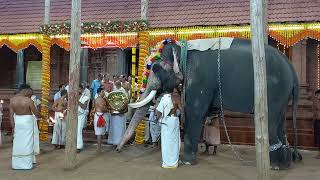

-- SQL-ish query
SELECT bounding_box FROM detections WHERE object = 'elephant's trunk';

[116,71,161,151]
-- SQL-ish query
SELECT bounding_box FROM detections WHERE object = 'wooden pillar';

[80,48,88,84]
[65,0,81,169]
[250,0,270,179]
[141,0,149,21]
[44,0,50,24]
[16,50,25,87]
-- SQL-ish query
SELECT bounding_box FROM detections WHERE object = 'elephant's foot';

[292,148,302,162]
[270,146,292,170]
[179,159,198,166]
[115,146,122,153]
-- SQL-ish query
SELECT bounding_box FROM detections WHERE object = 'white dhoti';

[108,114,126,145]
[160,116,180,168]
[33,116,40,155]
[94,112,109,135]
[157,94,180,168]
[149,111,161,143]
[12,115,35,170]
[51,112,66,145]
[77,113,87,149]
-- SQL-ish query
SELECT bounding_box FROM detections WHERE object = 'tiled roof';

[0,0,319,34]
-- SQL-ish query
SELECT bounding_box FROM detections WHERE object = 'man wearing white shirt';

[77,85,90,153]
[54,84,65,102]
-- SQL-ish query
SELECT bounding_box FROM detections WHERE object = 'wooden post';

[141,0,148,21]
[250,0,270,180]
[44,0,50,24]
[65,0,81,169]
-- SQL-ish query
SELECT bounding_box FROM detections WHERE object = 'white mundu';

[157,94,181,169]
[94,112,109,135]
[51,112,66,145]
[77,94,90,149]
[12,115,36,170]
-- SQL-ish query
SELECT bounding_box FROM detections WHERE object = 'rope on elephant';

[216,37,256,166]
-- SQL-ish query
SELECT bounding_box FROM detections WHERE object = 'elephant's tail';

[292,80,302,161]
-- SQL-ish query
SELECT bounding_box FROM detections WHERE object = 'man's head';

[79,84,85,95]
[119,75,126,83]
[97,87,105,98]
[105,83,113,93]
[315,89,320,99]
[81,82,88,89]
[61,89,68,99]
[104,74,110,82]
[98,73,103,81]
[59,84,65,91]
[18,84,31,96]
[115,80,121,89]
[128,76,132,83]
[25,88,34,98]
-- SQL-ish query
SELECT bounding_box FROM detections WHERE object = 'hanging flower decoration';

[40,20,148,35]
[139,38,176,94]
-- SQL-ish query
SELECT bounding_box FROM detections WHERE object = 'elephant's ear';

[172,47,180,74]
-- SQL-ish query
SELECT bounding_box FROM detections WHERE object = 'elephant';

[117,38,302,170]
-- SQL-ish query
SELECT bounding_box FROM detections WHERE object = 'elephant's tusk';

[129,90,157,109]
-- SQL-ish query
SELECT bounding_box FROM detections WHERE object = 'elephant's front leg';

[182,93,213,165]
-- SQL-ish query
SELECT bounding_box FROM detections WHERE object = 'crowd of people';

[51,73,135,153]
[6,73,223,170]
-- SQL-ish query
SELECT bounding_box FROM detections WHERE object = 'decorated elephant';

[117,37,302,169]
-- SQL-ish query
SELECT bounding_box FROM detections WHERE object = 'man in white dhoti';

[203,116,220,155]
[28,91,41,160]
[108,81,127,146]
[155,88,181,169]
[54,84,66,101]
[51,90,68,149]
[9,84,43,170]
[94,88,109,152]
[77,85,90,153]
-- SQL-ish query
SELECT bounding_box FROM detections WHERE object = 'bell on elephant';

[117,37,302,170]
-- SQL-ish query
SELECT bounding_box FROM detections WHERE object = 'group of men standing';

[51,73,133,153]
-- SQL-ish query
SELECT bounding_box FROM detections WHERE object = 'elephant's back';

[219,38,295,112]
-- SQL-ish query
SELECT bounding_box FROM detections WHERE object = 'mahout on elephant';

[117,37,302,170]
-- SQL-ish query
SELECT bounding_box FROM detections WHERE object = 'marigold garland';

[40,20,148,35]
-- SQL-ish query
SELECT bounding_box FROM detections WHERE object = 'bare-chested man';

[10,84,42,170]
[51,89,68,149]
[94,87,109,152]
[313,90,320,159]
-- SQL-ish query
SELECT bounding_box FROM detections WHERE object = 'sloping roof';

[0,0,319,34]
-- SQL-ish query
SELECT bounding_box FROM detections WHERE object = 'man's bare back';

[95,96,108,113]
[10,95,37,116]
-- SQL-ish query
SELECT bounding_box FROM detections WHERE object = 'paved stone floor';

[0,135,319,180]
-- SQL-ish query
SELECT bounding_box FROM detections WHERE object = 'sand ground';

[0,136,319,180]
